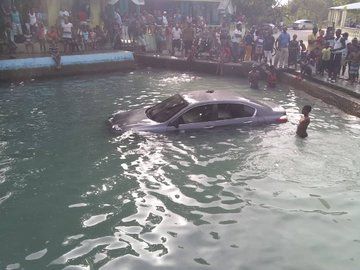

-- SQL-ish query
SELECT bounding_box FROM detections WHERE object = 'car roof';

[180,90,261,106]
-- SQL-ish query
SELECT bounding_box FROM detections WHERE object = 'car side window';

[217,104,255,120]
[179,105,216,124]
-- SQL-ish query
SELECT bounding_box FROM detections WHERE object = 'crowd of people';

[284,26,360,84]
[1,3,359,84]
[248,26,360,88]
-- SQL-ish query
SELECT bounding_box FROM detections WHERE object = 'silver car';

[292,19,314,30]
[107,90,287,134]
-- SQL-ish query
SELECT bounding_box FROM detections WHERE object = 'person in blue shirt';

[274,26,291,68]
[11,5,22,35]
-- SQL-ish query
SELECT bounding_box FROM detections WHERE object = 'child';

[299,40,307,61]
[24,29,34,54]
[248,65,260,89]
[49,39,61,69]
[348,49,360,84]
[37,22,46,53]
[82,26,89,51]
[296,105,312,138]
[89,27,96,50]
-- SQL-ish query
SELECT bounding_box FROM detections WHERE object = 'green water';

[0,69,359,270]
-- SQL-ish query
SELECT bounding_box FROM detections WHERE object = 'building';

[45,0,233,26]
[0,0,233,32]
[328,2,360,38]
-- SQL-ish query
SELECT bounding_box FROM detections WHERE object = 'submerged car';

[107,90,287,134]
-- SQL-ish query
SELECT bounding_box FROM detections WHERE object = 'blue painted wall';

[0,51,134,71]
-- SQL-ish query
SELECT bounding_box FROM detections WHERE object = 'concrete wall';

[0,51,135,81]
[280,73,360,117]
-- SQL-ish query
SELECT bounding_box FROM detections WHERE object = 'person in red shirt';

[78,10,87,23]
[47,26,59,42]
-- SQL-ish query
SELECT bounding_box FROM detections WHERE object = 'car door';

[166,104,218,131]
[212,103,257,127]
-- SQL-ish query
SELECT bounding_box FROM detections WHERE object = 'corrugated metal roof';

[330,2,360,10]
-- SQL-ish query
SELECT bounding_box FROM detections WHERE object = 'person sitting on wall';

[113,27,123,50]
[299,58,314,77]
[24,28,34,54]
[49,38,61,70]
[248,64,260,89]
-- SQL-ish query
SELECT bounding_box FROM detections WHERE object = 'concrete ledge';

[135,53,360,118]
[280,72,360,117]
[0,51,135,81]
[285,69,360,100]
[134,54,252,76]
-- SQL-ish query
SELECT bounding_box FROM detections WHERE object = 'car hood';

[108,108,153,130]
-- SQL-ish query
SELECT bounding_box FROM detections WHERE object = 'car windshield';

[146,94,189,123]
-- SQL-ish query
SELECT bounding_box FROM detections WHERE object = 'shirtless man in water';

[296,105,312,138]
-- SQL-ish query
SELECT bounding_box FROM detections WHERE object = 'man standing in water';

[296,105,312,138]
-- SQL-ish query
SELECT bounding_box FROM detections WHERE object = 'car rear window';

[146,94,188,123]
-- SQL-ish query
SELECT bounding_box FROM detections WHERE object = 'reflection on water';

[0,70,359,270]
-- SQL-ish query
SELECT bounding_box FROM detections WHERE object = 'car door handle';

[205,126,214,129]
[244,121,253,124]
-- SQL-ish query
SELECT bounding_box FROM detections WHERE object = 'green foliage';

[285,0,360,26]
[332,0,359,5]
[233,0,283,25]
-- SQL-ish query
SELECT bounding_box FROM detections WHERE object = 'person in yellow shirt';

[319,42,331,76]
[307,27,318,53]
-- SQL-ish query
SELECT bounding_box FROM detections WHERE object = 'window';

[146,94,188,123]
[179,105,216,124]
[217,104,255,120]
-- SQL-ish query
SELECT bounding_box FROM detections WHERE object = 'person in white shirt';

[231,23,242,62]
[162,11,168,27]
[59,8,70,25]
[114,10,122,27]
[28,8,37,34]
[61,17,73,53]
[171,24,182,56]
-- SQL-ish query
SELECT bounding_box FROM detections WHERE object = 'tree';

[285,0,360,25]
[233,0,284,26]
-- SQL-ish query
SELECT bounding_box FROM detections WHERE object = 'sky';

[278,0,289,5]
